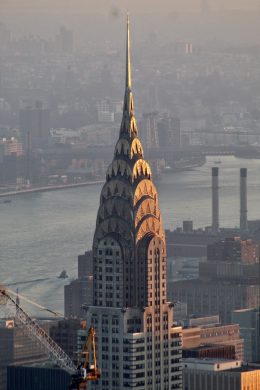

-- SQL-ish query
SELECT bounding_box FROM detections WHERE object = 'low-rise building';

[182,318,244,360]
[7,363,71,390]
[0,320,48,390]
[183,359,260,390]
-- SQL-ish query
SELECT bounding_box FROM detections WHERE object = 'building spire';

[126,13,131,89]
[121,14,135,135]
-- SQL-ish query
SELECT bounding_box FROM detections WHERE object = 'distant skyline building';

[57,26,74,53]
[85,17,182,390]
[207,237,259,265]
[139,112,159,149]
[19,101,50,151]
[157,115,181,149]
[174,42,193,56]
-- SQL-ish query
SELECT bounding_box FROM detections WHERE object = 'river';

[0,156,260,315]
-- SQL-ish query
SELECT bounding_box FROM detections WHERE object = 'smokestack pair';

[211,167,248,233]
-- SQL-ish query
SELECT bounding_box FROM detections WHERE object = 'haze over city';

[0,1,260,390]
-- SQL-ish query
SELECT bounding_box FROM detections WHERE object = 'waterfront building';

[0,138,22,156]
[64,251,93,318]
[19,101,50,151]
[85,17,182,390]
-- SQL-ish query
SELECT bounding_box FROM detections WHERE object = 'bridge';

[42,144,260,166]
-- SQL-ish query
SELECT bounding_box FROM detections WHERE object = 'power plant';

[211,167,249,233]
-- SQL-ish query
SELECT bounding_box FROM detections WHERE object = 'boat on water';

[58,270,68,279]
[0,199,11,204]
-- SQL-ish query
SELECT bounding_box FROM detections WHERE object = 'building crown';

[93,16,164,250]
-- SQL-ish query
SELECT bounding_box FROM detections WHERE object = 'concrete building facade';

[173,280,259,324]
[232,307,260,363]
[172,237,260,323]
[64,251,93,318]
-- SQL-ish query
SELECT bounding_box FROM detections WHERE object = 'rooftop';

[184,359,260,373]
[183,358,242,371]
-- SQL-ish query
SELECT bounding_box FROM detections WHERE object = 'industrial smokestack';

[240,168,248,231]
[212,167,219,234]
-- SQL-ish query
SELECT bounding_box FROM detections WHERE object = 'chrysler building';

[85,17,182,390]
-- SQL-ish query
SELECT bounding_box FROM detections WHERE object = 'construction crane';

[70,327,101,390]
[0,285,100,389]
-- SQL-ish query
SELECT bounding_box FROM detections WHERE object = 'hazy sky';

[1,0,259,45]
[1,0,259,11]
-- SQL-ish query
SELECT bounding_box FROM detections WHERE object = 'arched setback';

[136,216,164,243]
[120,113,137,136]
[133,179,157,206]
[106,159,132,180]
[136,235,167,309]
[130,138,144,159]
[132,159,152,181]
[134,198,159,228]
[100,179,133,203]
[94,218,134,244]
[114,137,144,159]
[115,138,130,157]
[93,237,124,308]
[97,197,133,224]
